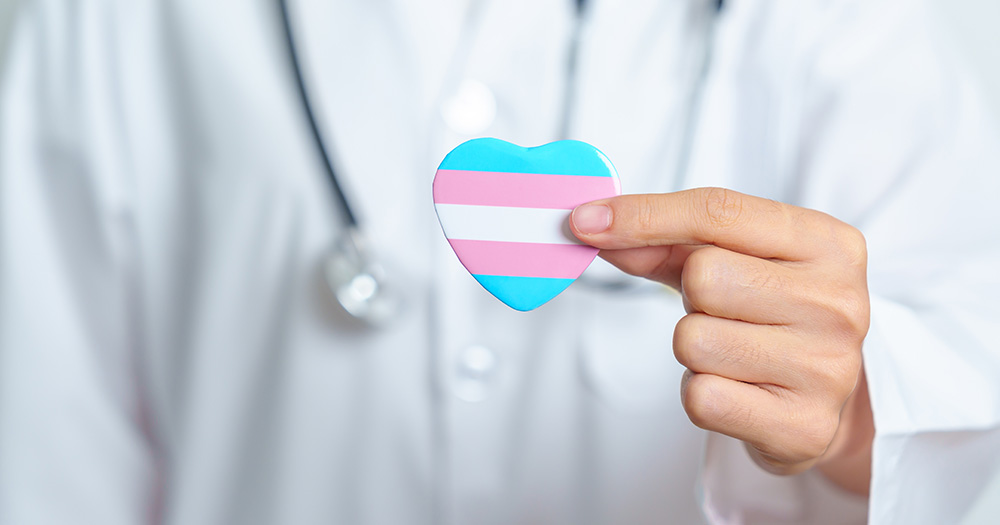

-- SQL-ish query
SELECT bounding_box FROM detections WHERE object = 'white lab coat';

[1,0,998,523]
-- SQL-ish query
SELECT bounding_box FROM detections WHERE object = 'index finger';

[569,187,828,261]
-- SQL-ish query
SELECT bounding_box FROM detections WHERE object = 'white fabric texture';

[1,0,998,524]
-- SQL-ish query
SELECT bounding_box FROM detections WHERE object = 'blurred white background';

[0,0,997,522]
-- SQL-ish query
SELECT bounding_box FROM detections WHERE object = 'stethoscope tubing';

[278,0,358,228]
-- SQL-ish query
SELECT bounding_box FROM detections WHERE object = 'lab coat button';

[441,79,496,135]
[452,345,498,402]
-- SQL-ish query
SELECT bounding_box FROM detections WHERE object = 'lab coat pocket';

[578,287,688,413]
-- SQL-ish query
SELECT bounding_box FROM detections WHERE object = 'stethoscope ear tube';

[278,0,358,227]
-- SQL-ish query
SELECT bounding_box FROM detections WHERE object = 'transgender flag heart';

[433,138,621,311]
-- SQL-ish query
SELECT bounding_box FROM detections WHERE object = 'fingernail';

[572,204,611,234]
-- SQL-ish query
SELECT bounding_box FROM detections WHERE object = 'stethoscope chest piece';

[324,227,401,327]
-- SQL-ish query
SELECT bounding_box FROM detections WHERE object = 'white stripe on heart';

[434,204,584,245]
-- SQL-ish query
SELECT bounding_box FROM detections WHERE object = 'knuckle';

[829,287,872,339]
[682,374,755,432]
[811,281,871,342]
[814,364,855,404]
[744,258,787,294]
[800,416,840,459]
[730,336,767,369]
[672,314,705,369]
[833,222,868,267]
[805,346,862,403]
[681,248,720,307]
[676,314,769,372]
[701,187,746,231]
[831,354,863,400]
[681,374,716,430]
[636,195,660,231]
[631,194,669,243]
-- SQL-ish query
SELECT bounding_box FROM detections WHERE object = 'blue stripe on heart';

[470,275,575,312]
[439,138,616,177]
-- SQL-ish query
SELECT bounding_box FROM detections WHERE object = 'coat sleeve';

[0,2,154,523]
[699,0,1000,523]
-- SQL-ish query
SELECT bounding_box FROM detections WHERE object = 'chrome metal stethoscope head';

[324,227,401,327]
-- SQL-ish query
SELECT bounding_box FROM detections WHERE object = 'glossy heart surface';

[433,138,622,311]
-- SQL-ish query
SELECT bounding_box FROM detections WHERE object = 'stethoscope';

[278,0,725,325]
[278,0,403,326]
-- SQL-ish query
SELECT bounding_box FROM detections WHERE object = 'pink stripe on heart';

[448,239,598,279]
[434,170,621,209]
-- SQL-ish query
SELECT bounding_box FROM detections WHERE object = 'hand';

[570,188,873,486]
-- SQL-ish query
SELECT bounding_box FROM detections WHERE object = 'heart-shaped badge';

[433,138,622,311]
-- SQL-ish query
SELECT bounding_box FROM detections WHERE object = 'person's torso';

[111,1,806,523]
